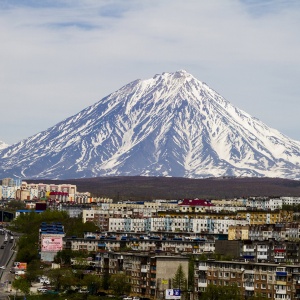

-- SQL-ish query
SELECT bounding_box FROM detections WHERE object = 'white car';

[0,266,5,270]
[43,280,50,285]
[37,288,48,293]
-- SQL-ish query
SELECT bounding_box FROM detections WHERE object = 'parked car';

[0,266,5,270]
[37,288,48,293]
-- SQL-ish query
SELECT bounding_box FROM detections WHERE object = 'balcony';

[198,281,207,288]
[276,272,287,276]
[243,245,255,252]
[275,289,287,294]
[274,255,285,259]
[245,285,254,291]
[243,255,255,260]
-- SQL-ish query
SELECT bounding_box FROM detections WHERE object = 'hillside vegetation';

[26,176,300,201]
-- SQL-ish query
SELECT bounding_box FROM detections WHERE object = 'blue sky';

[0,0,300,144]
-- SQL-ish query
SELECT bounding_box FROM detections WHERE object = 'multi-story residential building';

[104,215,248,235]
[97,252,189,299]
[236,210,293,225]
[229,223,300,242]
[282,197,300,206]
[20,181,77,201]
[64,234,217,255]
[1,185,16,199]
[215,239,300,264]
[228,225,250,240]
[194,259,300,300]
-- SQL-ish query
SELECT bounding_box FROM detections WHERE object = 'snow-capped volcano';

[1,70,300,180]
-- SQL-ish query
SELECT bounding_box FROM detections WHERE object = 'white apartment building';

[106,216,249,234]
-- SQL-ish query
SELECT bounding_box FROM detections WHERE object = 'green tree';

[81,274,102,295]
[200,284,242,300]
[46,268,73,291]
[12,277,30,296]
[172,264,187,291]
[6,200,26,212]
[109,273,131,297]
[25,259,44,283]
[54,249,77,266]
[248,293,267,300]
[188,257,195,292]
[11,210,99,266]
[102,261,110,290]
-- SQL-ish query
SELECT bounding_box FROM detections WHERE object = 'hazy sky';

[1,0,300,145]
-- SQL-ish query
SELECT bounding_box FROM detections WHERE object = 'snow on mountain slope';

[1,70,300,180]
[0,140,9,150]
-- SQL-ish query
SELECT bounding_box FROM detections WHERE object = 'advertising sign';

[165,289,181,299]
[41,236,63,252]
[14,262,27,270]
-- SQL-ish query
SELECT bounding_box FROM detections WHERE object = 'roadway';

[0,228,17,299]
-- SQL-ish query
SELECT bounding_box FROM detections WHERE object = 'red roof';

[49,192,69,196]
[179,199,214,207]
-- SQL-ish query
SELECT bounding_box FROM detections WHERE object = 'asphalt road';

[0,229,17,299]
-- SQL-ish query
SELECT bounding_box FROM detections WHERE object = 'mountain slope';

[1,70,300,179]
[0,140,9,150]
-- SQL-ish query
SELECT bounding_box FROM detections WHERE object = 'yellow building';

[228,225,250,240]
[236,210,293,225]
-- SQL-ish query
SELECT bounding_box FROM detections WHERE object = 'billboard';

[165,289,181,300]
[41,236,63,252]
[14,262,27,270]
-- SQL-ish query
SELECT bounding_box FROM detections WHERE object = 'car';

[123,297,132,300]
[0,266,5,270]
[0,245,4,249]
[37,288,48,293]
[79,288,89,293]
[133,297,140,300]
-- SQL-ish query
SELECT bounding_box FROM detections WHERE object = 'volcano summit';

[1,70,300,180]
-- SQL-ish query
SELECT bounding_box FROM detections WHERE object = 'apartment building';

[236,210,293,225]
[95,251,189,299]
[229,223,300,242]
[82,206,250,234]
[194,259,300,300]
[215,239,300,264]
[64,234,216,255]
